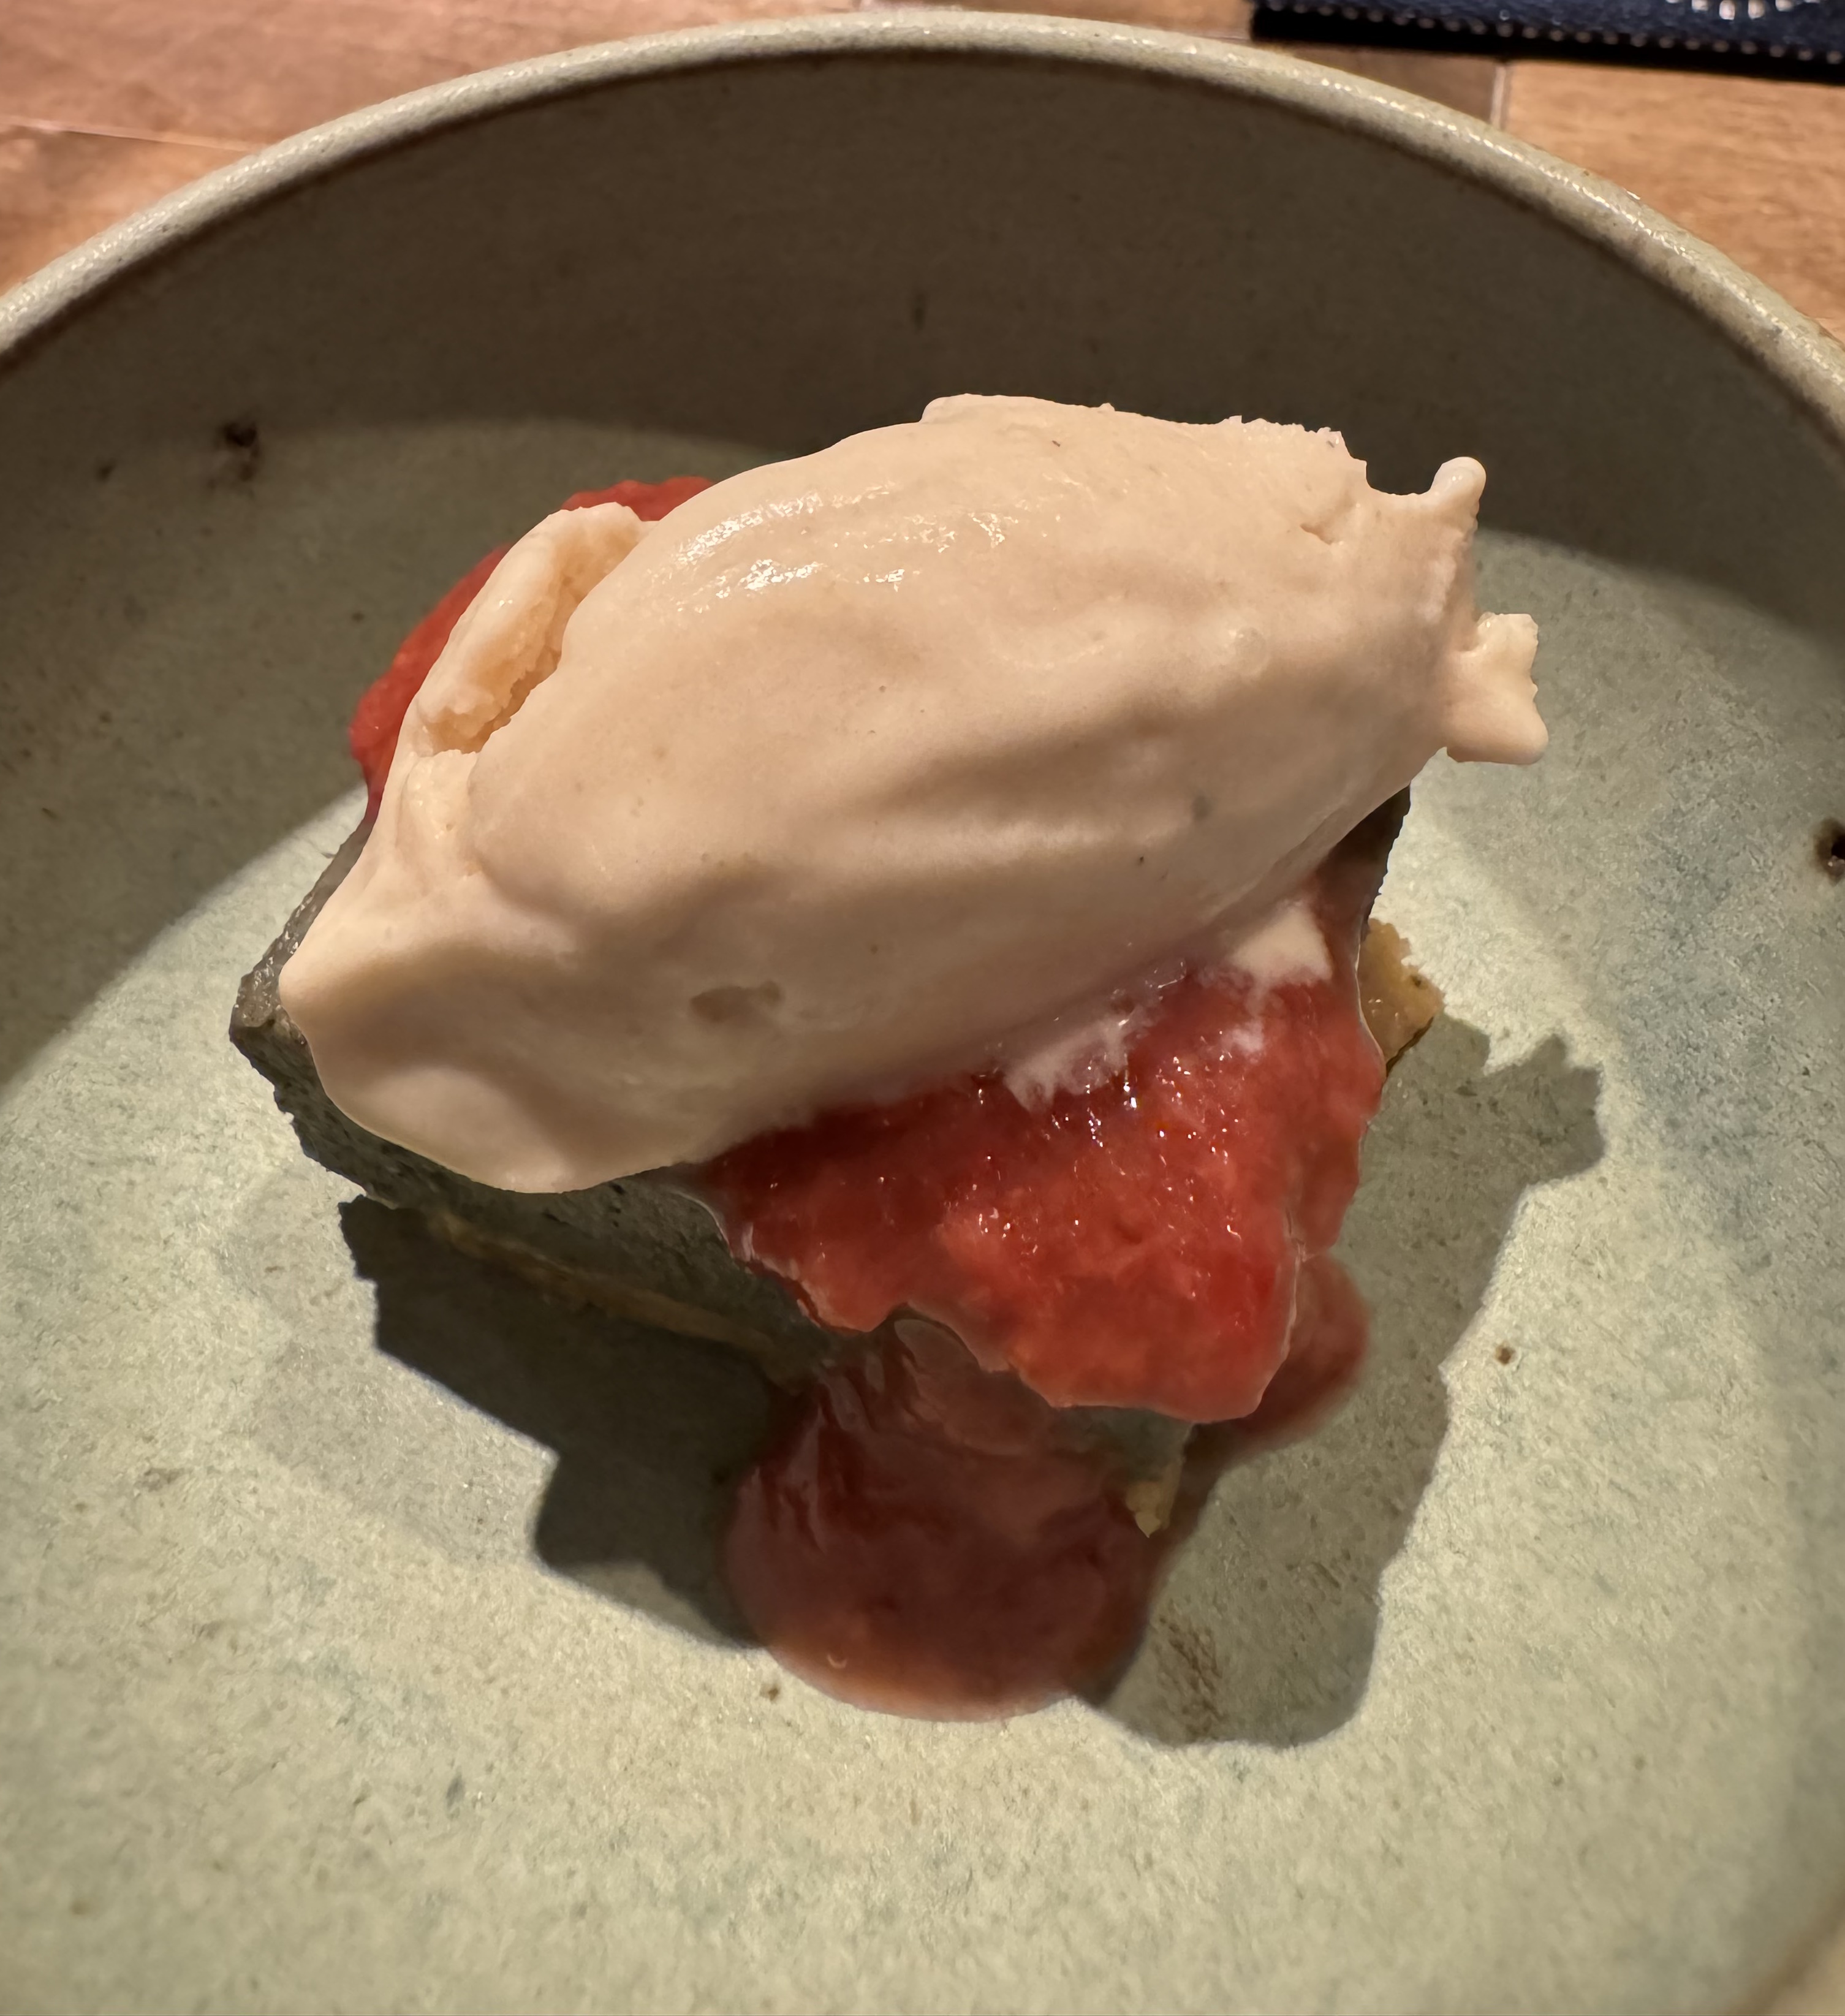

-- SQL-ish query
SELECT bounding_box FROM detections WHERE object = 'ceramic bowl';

[3,16,1842,2010]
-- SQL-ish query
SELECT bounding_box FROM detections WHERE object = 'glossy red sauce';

[700,882,1384,1425]
[346,476,713,815]
[347,477,1390,1718]
[724,1253,1368,1718]
[710,854,1388,1716]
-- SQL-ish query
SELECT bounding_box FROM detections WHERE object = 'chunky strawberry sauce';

[725,1255,1368,1717]
[708,836,1390,1715]
[701,876,1385,1425]
[727,1320,1164,1716]
[347,479,1396,1718]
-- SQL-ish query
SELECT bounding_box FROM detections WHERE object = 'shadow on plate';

[1104,1017,1604,1745]
[342,1012,1602,1740]
[341,1195,776,1643]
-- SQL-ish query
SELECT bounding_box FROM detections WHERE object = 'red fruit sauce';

[347,474,1387,1718]
[724,1258,1366,1718]
[701,896,1383,1425]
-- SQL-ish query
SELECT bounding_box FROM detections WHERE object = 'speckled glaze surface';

[2,17,1842,2014]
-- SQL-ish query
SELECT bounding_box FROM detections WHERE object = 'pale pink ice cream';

[279,395,1543,1191]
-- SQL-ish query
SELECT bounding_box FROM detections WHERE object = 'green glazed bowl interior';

[2,16,1842,2013]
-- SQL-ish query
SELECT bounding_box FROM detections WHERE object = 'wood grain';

[4,1,1844,340]
[1267,41,1499,119]
[0,123,248,292]
[1502,61,1845,339]
[0,0,851,146]
[0,0,1510,287]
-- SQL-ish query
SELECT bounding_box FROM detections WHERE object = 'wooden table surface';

[2,4,1843,2009]
[5,0,1845,336]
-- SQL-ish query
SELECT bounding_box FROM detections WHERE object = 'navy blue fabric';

[1252,0,1845,65]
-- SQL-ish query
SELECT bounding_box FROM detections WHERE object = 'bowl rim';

[3,7,1843,449]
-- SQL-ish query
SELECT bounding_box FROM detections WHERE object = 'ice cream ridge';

[281,393,1543,1431]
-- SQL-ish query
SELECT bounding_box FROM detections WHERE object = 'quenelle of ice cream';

[279,394,1543,1193]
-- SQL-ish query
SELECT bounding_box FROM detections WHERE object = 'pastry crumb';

[1360,920,1444,1066]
